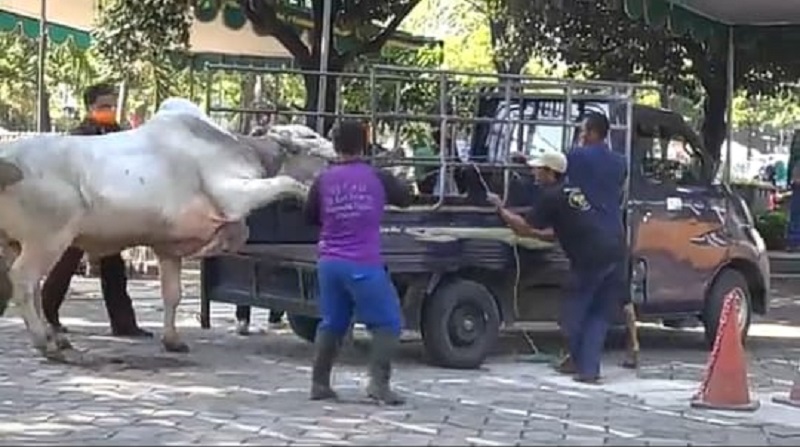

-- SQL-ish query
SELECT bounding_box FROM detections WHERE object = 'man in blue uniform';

[567,112,640,369]
[568,112,626,238]
[489,152,625,382]
[304,120,412,404]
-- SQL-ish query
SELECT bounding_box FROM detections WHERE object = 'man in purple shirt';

[304,120,412,405]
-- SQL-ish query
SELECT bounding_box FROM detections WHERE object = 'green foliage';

[464,0,552,74]
[0,32,98,131]
[755,210,788,251]
[517,1,800,159]
[242,0,422,128]
[93,0,192,69]
[93,0,193,101]
[732,91,800,134]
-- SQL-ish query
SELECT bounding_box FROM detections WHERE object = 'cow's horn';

[0,161,23,189]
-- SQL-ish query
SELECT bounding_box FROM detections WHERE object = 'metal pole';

[724,26,735,183]
[36,0,48,132]
[316,0,333,134]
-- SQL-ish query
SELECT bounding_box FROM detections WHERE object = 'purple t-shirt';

[304,160,411,265]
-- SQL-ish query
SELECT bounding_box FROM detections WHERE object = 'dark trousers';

[560,260,622,378]
[317,259,402,337]
[41,247,140,333]
[236,306,284,324]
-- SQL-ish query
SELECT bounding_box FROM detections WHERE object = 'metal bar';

[391,80,402,152]
[371,159,529,169]
[334,76,342,114]
[316,0,333,134]
[204,63,663,92]
[434,72,448,209]
[204,69,213,115]
[724,26,735,184]
[371,64,656,89]
[500,77,513,203]
[563,83,573,150]
[36,0,48,132]
[369,69,378,147]
[188,63,196,102]
[205,106,632,129]
[624,84,634,243]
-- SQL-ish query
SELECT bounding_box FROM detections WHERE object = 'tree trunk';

[117,80,129,127]
[488,18,528,74]
[701,85,728,165]
[40,90,52,132]
[302,60,341,135]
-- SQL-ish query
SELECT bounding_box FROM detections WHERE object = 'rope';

[468,163,554,362]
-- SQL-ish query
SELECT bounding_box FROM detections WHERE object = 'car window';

[642,131,706,185]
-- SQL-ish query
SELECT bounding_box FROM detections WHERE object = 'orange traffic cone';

[772,372,800,408]
[691,291,760,411]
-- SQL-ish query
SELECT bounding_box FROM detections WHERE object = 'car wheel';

[702,268,752,349]
[421,278,501,369]
[287,314,320,343]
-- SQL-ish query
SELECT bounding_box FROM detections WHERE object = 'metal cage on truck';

[199,64,769,369]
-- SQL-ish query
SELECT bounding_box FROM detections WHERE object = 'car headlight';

[749,227,766,253]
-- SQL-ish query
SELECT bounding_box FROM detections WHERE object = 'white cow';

[0,98,335,361]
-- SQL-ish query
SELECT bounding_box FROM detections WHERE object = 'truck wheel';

[421,278,500,369]
[702,268,752,349]
[287,314,320,343]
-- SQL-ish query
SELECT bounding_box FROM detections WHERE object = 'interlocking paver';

[0,274,799,445]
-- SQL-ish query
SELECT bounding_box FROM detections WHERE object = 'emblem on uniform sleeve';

[567,189,591,211]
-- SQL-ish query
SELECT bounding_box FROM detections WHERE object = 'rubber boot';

[366,329,405,406]
[310,329,341,401]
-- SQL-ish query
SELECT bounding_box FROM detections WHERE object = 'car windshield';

[484,99,619,163]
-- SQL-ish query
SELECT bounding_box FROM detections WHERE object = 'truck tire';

[702,268,752,349]
[421,278,500,369]
[287,314,320,343]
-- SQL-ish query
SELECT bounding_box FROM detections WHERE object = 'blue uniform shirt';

[527,181,625,270]
[566,144,627,239]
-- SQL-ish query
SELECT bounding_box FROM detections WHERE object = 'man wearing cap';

[488,151,626,383]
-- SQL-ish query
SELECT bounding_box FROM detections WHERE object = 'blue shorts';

[317,259,403,337]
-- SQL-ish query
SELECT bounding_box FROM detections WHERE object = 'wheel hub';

[448,304,486,347]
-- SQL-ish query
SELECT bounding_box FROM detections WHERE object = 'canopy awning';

[619,0,800,180]
[677,0,800,25]
[622,0,800,41]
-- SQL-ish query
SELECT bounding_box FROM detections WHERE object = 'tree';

[525,1,800,161]
[239,0,421,130]
[465,0,553,74]
[93,0,193,107]
[0,32,98,131]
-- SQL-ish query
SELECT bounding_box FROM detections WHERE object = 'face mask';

[90,108,118,126]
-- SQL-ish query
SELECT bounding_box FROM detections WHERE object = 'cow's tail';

[0,160,22,190]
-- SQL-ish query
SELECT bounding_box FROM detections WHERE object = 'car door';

[629,132,728,315]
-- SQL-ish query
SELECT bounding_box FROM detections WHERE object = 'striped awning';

[0,9,91,49]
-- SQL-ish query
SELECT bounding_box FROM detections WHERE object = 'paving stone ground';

[0,272,799,446]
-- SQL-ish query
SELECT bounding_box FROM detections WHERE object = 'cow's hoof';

[162,338,190,353]
[54,335,73,351]
[47,348,91,365]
